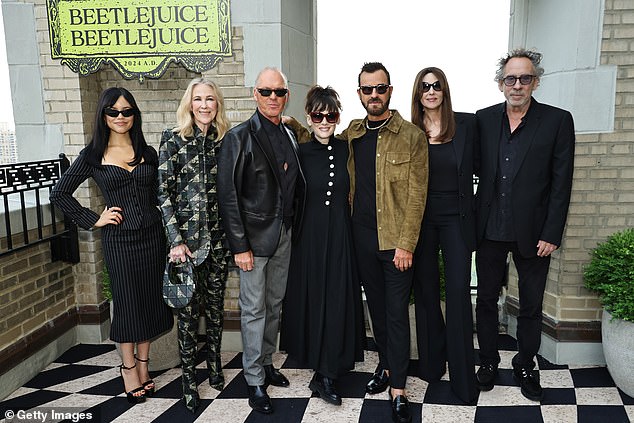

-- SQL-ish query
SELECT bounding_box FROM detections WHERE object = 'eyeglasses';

[422,81,442,93]
[104,107,135,118]
[257,88,288,97]
[359,84,390,95]
[502,74,536,86]
[309,111,339,124]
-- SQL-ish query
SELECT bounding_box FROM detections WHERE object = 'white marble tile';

[47,367,120,394]
[195,398,252,423]
[302,397,364,423]
[151,368,181,393]
[220,351,239,366]
[498,350,517,369]
[4,387,38,400]
[76,350,121,367]
[540,405,577,423]
[43,362,67,371]
[111,398,179,422]
[476,385,538,406]
[625,405,634,422]
[540,369,574,388]
[406,376,429,404]
[421,404,476,423]
[353,350,380,373]
[37,393,111,409]
[272,352,288,369]
[574,387,623,405]
[267,369,313,398]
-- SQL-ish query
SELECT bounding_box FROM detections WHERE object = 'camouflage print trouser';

[177,253,227,409]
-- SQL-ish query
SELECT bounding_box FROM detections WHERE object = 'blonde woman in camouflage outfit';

[157,78,231,413]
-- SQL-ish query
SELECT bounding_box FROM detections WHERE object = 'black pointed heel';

[135,355,155,396]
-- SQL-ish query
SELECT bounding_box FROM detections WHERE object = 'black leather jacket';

[217,111,306,257]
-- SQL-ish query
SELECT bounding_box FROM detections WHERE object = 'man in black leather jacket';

[217,67,305,415]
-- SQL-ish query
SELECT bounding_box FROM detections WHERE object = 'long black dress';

[281,135,364,379]
[50,148,173,343]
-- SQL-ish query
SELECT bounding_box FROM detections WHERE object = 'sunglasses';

[309,111,339,124]
[422,81,442,93]
[104,107,135,118]
[359,84,390,95]
[502,74,536,86]
[257,88,288,97]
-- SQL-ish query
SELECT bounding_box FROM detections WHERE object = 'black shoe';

[309,372,342,406]
[476,364,498,391]
[366,368,389,394]
[264,364,290,387]
[209,373,224,391]
[388,390,412,423]
[513,366,543,401]
[247,385,273,414]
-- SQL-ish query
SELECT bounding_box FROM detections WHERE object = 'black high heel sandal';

[119,363,146,404]
[135,355,155,397]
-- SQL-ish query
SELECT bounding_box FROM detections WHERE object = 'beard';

[363,96,390,117]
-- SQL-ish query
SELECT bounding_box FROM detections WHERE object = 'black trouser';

[353,223,412,389]
[413,210,476,403]
[475,239,550,369]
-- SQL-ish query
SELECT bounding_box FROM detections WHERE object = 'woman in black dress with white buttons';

[51,87,173,404]
[281,85,364,406]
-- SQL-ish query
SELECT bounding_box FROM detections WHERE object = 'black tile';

[618,388,634,405]
[495,368,517,387]
[24,364,111,389]
[338,371,374,398]
[280,355,311,369]
[152,397,213,422]
[217,371,249,399]
[359,398,396,423]
[540,388,576,405]
[152,368,208,399]
[536,355,568,370]
[243,398,309,423]
[475,405,542,423]
[577,405,630,423]
[423,380,472,405]
[54,343,116,364]
[223,352,244,369]
[570,367,616,388]
[0,390,68,415]
[82,396,140,422]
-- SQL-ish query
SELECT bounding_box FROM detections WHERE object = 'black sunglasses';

[104,107,135,118]
[359,84,390,95]
[422,81,442,93]
[502,74,536,86]
[257,88,288,97]
[309,111,339,124]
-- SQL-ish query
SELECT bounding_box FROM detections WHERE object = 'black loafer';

[264,364,290,387]
[389,391,412,423]
[366,369,389,394]
[476,363,498,391]
[247,385,273,414]
[513,366,543,401]
[309,372,342,405]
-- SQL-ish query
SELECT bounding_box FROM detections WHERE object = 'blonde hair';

[173,77,231,140]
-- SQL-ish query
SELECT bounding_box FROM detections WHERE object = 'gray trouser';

[239,227,292,386]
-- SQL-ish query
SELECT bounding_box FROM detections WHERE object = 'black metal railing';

[0,153,79,263]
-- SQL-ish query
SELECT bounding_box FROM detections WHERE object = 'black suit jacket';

[217,111,306,257]
[474,98,575,257]
[450,112,478,252]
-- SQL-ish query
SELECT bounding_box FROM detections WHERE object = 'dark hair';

[304,85,342,114]
[85,87,151,166]
[358,62,391,86]
[411,67,455,143]
[495,48,545,82]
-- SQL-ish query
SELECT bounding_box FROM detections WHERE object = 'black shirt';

[428,141,459,193]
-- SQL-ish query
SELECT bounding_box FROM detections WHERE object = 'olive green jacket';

[340,110,428,252]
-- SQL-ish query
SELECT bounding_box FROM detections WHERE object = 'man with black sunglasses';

[343,62,427,423]
[474,48,575,401]
[217,67,306,415]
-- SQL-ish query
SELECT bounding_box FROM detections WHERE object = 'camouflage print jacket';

[157,125,227,267]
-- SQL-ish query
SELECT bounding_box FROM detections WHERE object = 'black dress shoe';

[388,390,412,423]
[476,363,498,391]
[366,369,389,394]
[513,366,543,401]
[264,364,290,387]
[309,372,342,405]
[247,385,273,414]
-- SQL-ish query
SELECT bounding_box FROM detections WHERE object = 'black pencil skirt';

[103,220,173,343]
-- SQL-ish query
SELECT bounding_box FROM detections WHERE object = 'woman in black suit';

[51,88,173,404]
[410,67,477,404]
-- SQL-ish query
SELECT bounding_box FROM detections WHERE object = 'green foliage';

[102,265,113,302]
[583,228,634,321]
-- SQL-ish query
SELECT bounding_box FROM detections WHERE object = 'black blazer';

[474,98,575,257]
[450,112,478,252]
[217,111,306,257]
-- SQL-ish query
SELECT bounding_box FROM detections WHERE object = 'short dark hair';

[495,48,545,82]
[304,85,342,114]
[358,62,391,86]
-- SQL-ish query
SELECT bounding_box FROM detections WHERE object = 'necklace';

[365,112,392,130]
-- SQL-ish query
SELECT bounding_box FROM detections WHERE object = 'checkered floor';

[1,335,632,423]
